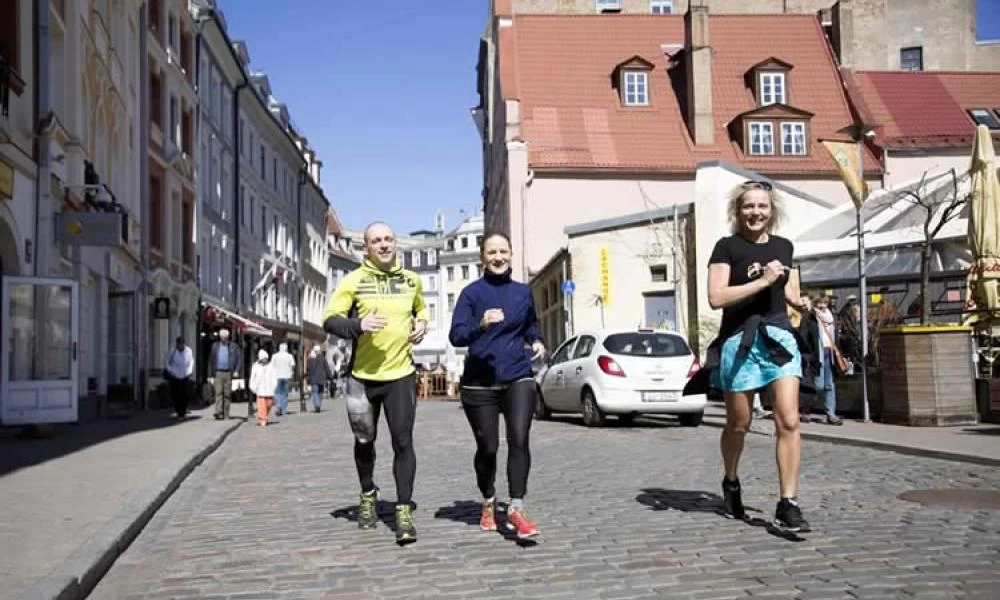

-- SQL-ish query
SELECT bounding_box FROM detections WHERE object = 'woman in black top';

[704,181,812,533]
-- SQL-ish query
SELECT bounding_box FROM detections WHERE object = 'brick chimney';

[685,4,713,145]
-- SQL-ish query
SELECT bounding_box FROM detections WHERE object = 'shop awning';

[204,303,272,337]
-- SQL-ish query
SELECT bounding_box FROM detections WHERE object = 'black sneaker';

[358,488,379,530]
[774,498,811,532]
[395,504,417,545]
[722,477,746,520]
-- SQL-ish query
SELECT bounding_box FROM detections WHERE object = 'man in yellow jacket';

[323,221,428,544]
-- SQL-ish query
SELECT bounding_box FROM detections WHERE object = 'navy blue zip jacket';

[448,268,543,387]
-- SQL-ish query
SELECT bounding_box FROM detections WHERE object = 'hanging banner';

[599,247,611,307]
[821,139,869,210]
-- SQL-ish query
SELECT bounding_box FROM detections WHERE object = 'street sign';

[55,212,125,247]
[562,280,576,295]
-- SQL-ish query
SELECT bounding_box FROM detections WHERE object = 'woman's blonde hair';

[727,181,785,234]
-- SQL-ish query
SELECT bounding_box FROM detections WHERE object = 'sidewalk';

[1,405,243,600]
[703,403,1000,466]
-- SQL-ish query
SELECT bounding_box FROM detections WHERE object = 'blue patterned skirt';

[710,325,802,393]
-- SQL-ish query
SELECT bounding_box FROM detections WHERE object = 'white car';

[534,329,706,427]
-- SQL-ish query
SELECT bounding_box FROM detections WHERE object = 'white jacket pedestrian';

[270,343,295,380]
[250,356,278,398]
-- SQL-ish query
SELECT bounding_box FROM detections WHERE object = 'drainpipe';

[33,0,51,277]
[297,167,305,351]
[233,81,247,307]
[138,1,150,410]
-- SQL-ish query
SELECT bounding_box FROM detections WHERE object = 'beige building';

[490,0,1000,71]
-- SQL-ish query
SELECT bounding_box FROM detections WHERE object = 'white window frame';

[461,265,470,280]
[749,121,775,156]
[781,121,807,155]
[596,0,621,12]
[651,0,673,14]
[411,250,421,268]
[447,266,454,281]
[426,250,436,266]
[759,72,786,105]
[622,70,649,106]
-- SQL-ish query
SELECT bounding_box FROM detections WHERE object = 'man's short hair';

[363,221,393,244]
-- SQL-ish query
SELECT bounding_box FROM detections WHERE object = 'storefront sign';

[0,161,13,200]
[55,212,125,247]
[599,248,611,307]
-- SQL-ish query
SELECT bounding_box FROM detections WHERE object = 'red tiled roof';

[846,70,1000,149]
[499,14,880,174]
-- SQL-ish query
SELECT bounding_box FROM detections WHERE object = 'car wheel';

[679,411,703,427]
[535,387,551,420]
[581,388,606,427]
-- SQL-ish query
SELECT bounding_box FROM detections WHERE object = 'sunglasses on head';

[742,180,774,191]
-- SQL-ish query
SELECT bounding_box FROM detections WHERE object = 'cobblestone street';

[91,400,1000,600]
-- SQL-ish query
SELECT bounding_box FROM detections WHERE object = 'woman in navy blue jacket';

[449,232,546,539]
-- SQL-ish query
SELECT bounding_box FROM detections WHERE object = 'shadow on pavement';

[433,500,540,547]
[636,488,806,542]
[961,427,1000,436]
[546,415,682,429]
[0,411,207,478]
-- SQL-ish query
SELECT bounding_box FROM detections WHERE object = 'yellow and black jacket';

[322,260,428,382]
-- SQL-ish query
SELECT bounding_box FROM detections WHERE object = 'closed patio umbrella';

[967,124,1000,320]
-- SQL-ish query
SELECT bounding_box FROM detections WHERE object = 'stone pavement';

[91,400,1000,599]
[701,404,1000,466]
[1,404,242,600]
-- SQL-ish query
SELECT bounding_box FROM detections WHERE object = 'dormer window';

[748,58,793,107]
[623,71,649,106]
[759,72,785,105]
[749,122,775,155]
[781,122,806,155]
[613,56,655,107]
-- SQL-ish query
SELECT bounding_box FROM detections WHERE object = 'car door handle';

[575,366,583,374]
[556,371,563,378]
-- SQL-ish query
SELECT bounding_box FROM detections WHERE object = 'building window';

[150,175,163,249]
[461,237,469,249]
[428,303,436,324]
[259,146,266,180]
[781,122,807,155]
[249,195,255,233]
[426,250,436,266]
[461,265,470,280]
[447,293,455,312]
[182,201,194,266]
[759,72,785,105]
[477,265,483,278]
[272,158,278,191]
[650,0,673,13]
[968,108,1000,130]
[168,95,179,147]
[650,265,668,282]
[596,0,621,12]
[900,46,923,71]
[412,250,421,267]
[749,122,774,155]
[448,239,455,251]
[150,72,163,127]
[622,71,649,106]
[428,275,436,290]
[476,235,484,247]
[447,266,454,281]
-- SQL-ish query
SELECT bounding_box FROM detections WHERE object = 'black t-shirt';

[709,234,794,339]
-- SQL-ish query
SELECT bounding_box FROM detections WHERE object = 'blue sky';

[223,1,1000,235]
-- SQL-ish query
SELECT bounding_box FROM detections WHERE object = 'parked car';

[534,328,706,427]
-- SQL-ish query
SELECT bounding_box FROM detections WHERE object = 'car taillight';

[687,356,702,378]
[598,355,626,377]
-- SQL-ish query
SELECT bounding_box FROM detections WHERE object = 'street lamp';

[836,122,878,423]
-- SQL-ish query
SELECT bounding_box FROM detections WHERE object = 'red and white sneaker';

[506,508,540,538]
[480,501,497,531]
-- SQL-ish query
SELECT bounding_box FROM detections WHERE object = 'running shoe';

[506,508,540,538]
[722,477,746,520]
[395,504,417,544]
[358,488,379,530]
[775,498,811,533]
[480,501,497,531]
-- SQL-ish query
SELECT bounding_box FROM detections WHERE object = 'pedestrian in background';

[306,347,333,413]
[208,329,242,421]
[813,294,844,425]
[271,343,295,416]
[164,336,194,419]
[249,350,276,427]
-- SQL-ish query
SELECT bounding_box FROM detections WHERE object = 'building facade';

[296,131,331,356]
[439,212,485,355]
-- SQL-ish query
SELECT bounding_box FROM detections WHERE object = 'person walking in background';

[449,232,546,539]
[306,347,333,413]
[208,329,242,421]
[249,350,277,427]
[271,343,295,416]
[164,336,194,419]
[813,295,844,425]
[797,293,823,424]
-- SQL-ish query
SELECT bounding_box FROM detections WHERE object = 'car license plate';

[642,391,680,402]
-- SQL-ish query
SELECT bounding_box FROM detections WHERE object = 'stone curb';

[701,415,1000,468]
[16,419,244,600]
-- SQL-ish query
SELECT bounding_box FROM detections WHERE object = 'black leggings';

[347,374,417,504]
[460,379,536,500]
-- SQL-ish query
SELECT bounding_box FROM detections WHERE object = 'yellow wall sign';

[0,161,13,200]
[599,247,611,307]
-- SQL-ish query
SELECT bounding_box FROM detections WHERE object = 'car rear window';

[602,332,691,357]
